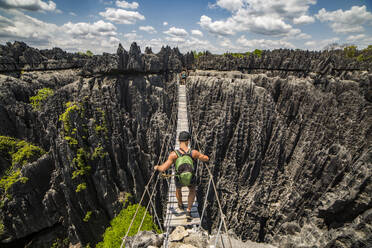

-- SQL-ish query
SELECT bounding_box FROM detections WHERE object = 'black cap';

[178,131,190,141]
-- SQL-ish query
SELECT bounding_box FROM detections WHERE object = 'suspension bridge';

[120,76,232,248]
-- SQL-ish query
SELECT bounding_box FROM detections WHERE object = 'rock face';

[195,50,371,77]
[0,41,88,72]
[0,43,179,246]
[187,70,371,247]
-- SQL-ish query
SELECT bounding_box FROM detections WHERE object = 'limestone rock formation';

[195,50,371,77]
[0,49,178,246]
[187,70,371,248]
[0,41,371,248]
[0,41,88,72]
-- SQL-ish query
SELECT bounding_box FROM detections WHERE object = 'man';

[181,70,187,85]
[154,131,209,219]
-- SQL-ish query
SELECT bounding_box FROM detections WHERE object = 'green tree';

[253,49,262,57]
[96,203,160,248]
[86,50,94,57]
[344,45,357,58]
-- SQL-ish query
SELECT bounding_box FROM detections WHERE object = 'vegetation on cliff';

[59,101,109,194]
[96,203,160,248]
[193,49,263,60]
[29,88,54,111]
[0,136,45,199]
[344,45,372,62]
[224,49,262,58]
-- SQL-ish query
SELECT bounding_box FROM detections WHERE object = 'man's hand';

[154,165,159,171]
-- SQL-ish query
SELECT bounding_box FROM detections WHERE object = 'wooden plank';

[165,218,200,227]
[167,195,189,202]
[164,213,200,222]
[168,188,192,194]
[166,207,198,214]
[164,84,200,228]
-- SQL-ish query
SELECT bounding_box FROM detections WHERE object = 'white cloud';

[165,36,186,43]
[293,15,315,25]
[163,21,168,26]
[219,38,234,48]
[0,10,57,42]
[99,0,113,5]
[69,12,76,16]
[99,8,145,24]
[304,37,339,50]
[330,22,364,34]
[200,13,300,36]
[123,31,141,40]
[346,34,366,41]
[199,0,315,37]
[0,10,121,54]
[115,0,138,9]
[0,15,14,28]
[0,0,58,12]
[216,0,243,12]
[139,25,156,34]
[62,20,117,37]
[240,0,316,19]
[214,0,316,18]
[237,35,295,49]
[296,33,311,39]
[199,15,235,36]
[316,6,372,33]
[163,27,188,37]
[101,36,120,47]
[191,29,203,37]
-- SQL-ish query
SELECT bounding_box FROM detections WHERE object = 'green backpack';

[175,149,194,186]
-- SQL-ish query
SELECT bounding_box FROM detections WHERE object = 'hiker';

[181,70,187,85]
[154,131,209,219]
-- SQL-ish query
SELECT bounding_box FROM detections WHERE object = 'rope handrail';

[120,171,156,248]
[162,76,182,248]
[119,80,178,248]
[137,176,162,233]
[204,162,233,248]
[193,136,233,248]
[185,81,232,247]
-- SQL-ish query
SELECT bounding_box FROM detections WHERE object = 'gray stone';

[125,231,163,248]
[169,226,189,242]
[187,70,371,248]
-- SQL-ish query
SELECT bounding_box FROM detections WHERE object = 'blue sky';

[0,0,371,54]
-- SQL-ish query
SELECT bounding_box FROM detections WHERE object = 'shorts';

[175,175,196,188]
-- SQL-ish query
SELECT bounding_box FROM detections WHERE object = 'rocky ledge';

[125,226,276,248]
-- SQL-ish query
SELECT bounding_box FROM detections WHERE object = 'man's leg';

[176,187,183,208]
[187,186,196,212]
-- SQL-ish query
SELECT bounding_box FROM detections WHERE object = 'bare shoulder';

[169,151,178,160]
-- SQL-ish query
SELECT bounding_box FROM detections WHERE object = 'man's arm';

[192,150,209,162]
[154,152,177,172]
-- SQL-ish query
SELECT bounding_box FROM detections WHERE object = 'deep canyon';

[0,41,371,248]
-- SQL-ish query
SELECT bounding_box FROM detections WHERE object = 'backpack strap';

[179,148,192,156]
[174,150,181,158]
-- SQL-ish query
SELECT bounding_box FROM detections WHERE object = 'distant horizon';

[0,0,371,54]
[4,39,371,56]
